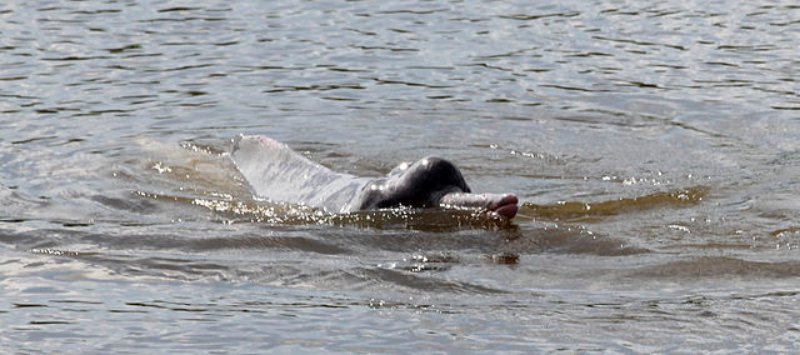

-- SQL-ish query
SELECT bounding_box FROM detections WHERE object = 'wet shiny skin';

[439,192,519,219]
[232,135,518,217]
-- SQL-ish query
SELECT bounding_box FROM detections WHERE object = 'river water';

[2,0,799,352]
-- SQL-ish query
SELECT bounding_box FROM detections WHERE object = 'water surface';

[2,0,800,352]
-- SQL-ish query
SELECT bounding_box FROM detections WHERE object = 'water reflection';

[1,0,800,352]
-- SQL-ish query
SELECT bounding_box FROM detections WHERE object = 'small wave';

[520,186,708,222]
[630,256,800,279]
[173,192,514,231]
[314,267,507,294]
[187,235,351,255]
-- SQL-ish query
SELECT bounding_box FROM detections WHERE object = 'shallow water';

[2,0,800,352]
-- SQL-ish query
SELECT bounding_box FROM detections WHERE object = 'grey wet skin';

[354,157,472,210]
[231,135,518,218]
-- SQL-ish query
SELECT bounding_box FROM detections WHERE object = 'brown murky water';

[2,0,799,352]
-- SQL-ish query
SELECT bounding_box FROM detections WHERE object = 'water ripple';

[2,0,800,352]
